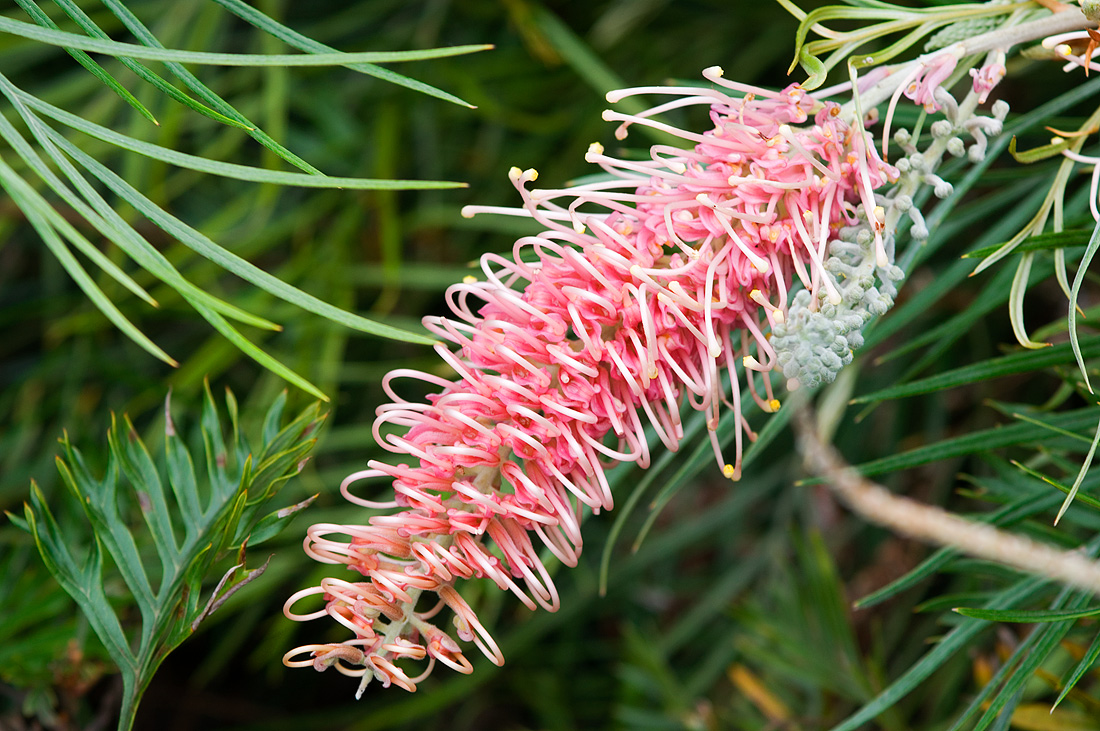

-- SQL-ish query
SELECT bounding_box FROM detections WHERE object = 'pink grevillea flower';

[283,66,897,694]
[970,49,1007,104]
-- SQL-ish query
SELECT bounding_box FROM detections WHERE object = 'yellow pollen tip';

[462,275,477,284]
[722,464,736,479]
[742,355,761,369]
[768,399,781,412]
[705,65,724,78]
[874,206,886,225]
[525,168,538,181]
[749,289,761,299]
[1056,43,1073,56]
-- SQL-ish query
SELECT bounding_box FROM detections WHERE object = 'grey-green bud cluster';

[925,0,1011,50]
[771,224,904,391]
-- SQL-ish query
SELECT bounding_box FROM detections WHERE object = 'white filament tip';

[704,65,724,78]
[462,275,477,284]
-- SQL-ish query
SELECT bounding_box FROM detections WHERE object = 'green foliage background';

[5,1,1100,730]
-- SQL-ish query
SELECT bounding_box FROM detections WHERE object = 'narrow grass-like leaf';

[100,0,320,175]
[953,604,1100,622]
[189,298,329,401]
[0,157,175,365]
[13,0,157,124]
[1070,217,1100,393]
[1010,410,1095,446]
[20,90,467,189]
[852,336,1100,404]
[0,88,280,332]
[44,129,435,348]
[1055,412,1100,524]
[634,399,791,551]
[964,228,1091,259]
[1009,252,1049,348]
[46,0,247,129]
[0,112,157,308]
[0,16,490,66]
[811,407,1100,481]
[829,576,1048,731]
[211,0,479,108]
[1012,460,1100,513]
[1053,626,1100,710]
[970,591,1092,731]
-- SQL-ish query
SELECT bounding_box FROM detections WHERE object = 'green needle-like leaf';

[953,604,1100,622]
[46,0,248,129]
[0,16,490,67]
[13,0,157,124]
[43,128,436,348]
[852,336,1100,403]
[211,0,481,108]
[18,90,466,189]
[1070,218,1100,393]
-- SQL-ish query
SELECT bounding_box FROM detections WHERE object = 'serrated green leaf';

[245,494,317,546]
[262,391,288,446]
[22,390,322,730]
